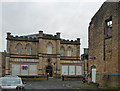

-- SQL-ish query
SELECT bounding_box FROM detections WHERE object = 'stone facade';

[0,52,6,77]
[88,2,120,87]
[81,48,88,75]
[5,31,82,78]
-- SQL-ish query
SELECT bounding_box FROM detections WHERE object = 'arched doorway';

[46,66,52,77]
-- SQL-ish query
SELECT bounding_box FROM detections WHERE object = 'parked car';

[4,75,19,77]
[82,73,90,83]
[0,76,25,90]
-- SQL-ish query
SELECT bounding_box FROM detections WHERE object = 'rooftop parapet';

[56,32,60,38]
[6,32,38,42]
[60,38,80,45]
[7,32,11,38]
[39,30,43,37]
[6,31,80,44]
[38,31,61,40]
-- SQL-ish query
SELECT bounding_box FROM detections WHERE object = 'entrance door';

[46,66,52,77]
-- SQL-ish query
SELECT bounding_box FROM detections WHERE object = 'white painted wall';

[92,68,96,82]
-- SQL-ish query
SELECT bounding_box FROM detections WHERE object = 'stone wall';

[118,2,120,75]
[8,40,38,55]
[5,31,81,78]
[0,52,6,77]
[88,2,120,87]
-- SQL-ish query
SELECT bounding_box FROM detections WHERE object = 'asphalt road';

[24,78,97,91]
[1,78,98,91]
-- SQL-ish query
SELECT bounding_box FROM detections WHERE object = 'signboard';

[69,66,75,75]
[21,65,28,75]
[76,66,82,75]
[62,65,68,75]
[92,68,96,82]
[12,64,20,75]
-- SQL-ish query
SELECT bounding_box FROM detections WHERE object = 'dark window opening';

[104,44,105,61]
[107,20,112,27]
[105,17,112,39]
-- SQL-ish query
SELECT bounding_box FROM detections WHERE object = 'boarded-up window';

[69,66,75,75]
[12,64,20,75]
[62,65,68,75]
[12,64,37,75]
[62,65,82,76]
[29,64,37,75]
[76,66,82,75]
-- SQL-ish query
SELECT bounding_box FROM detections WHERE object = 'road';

[24,78,97,91]
[1,78,98,91]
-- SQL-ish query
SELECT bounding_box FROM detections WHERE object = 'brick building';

[5,31,82,78]
[88,2,120,87]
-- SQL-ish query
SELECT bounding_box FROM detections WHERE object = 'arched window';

[16,43,22,54]
[60,47,64,56]
[47,42,52,54]
[67,47,72,56]
[26,44,31,55]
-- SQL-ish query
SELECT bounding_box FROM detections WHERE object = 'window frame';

[67,47,72,56]
[60,46,65,56]
[105,16,112,39]
[47,42,53,54]
[16,43,22,55]
[26,44,31,55]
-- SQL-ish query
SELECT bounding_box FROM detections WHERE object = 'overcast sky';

[0,0,106,55]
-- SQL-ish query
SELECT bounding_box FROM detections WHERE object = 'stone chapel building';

[5,31,82,78]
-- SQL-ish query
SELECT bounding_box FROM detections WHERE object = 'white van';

[0,76,25,89]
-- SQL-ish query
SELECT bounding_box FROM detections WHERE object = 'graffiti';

[22,66,28,70]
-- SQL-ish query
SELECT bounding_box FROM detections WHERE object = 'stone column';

[38,31,44,75]
[77,38,80,58]
[56,32,61,76]
[5,33,11,75]
[5,57,10,75]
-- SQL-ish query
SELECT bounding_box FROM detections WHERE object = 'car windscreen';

[1,78,21,85]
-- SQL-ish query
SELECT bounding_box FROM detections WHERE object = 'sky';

[0,0,106,55]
